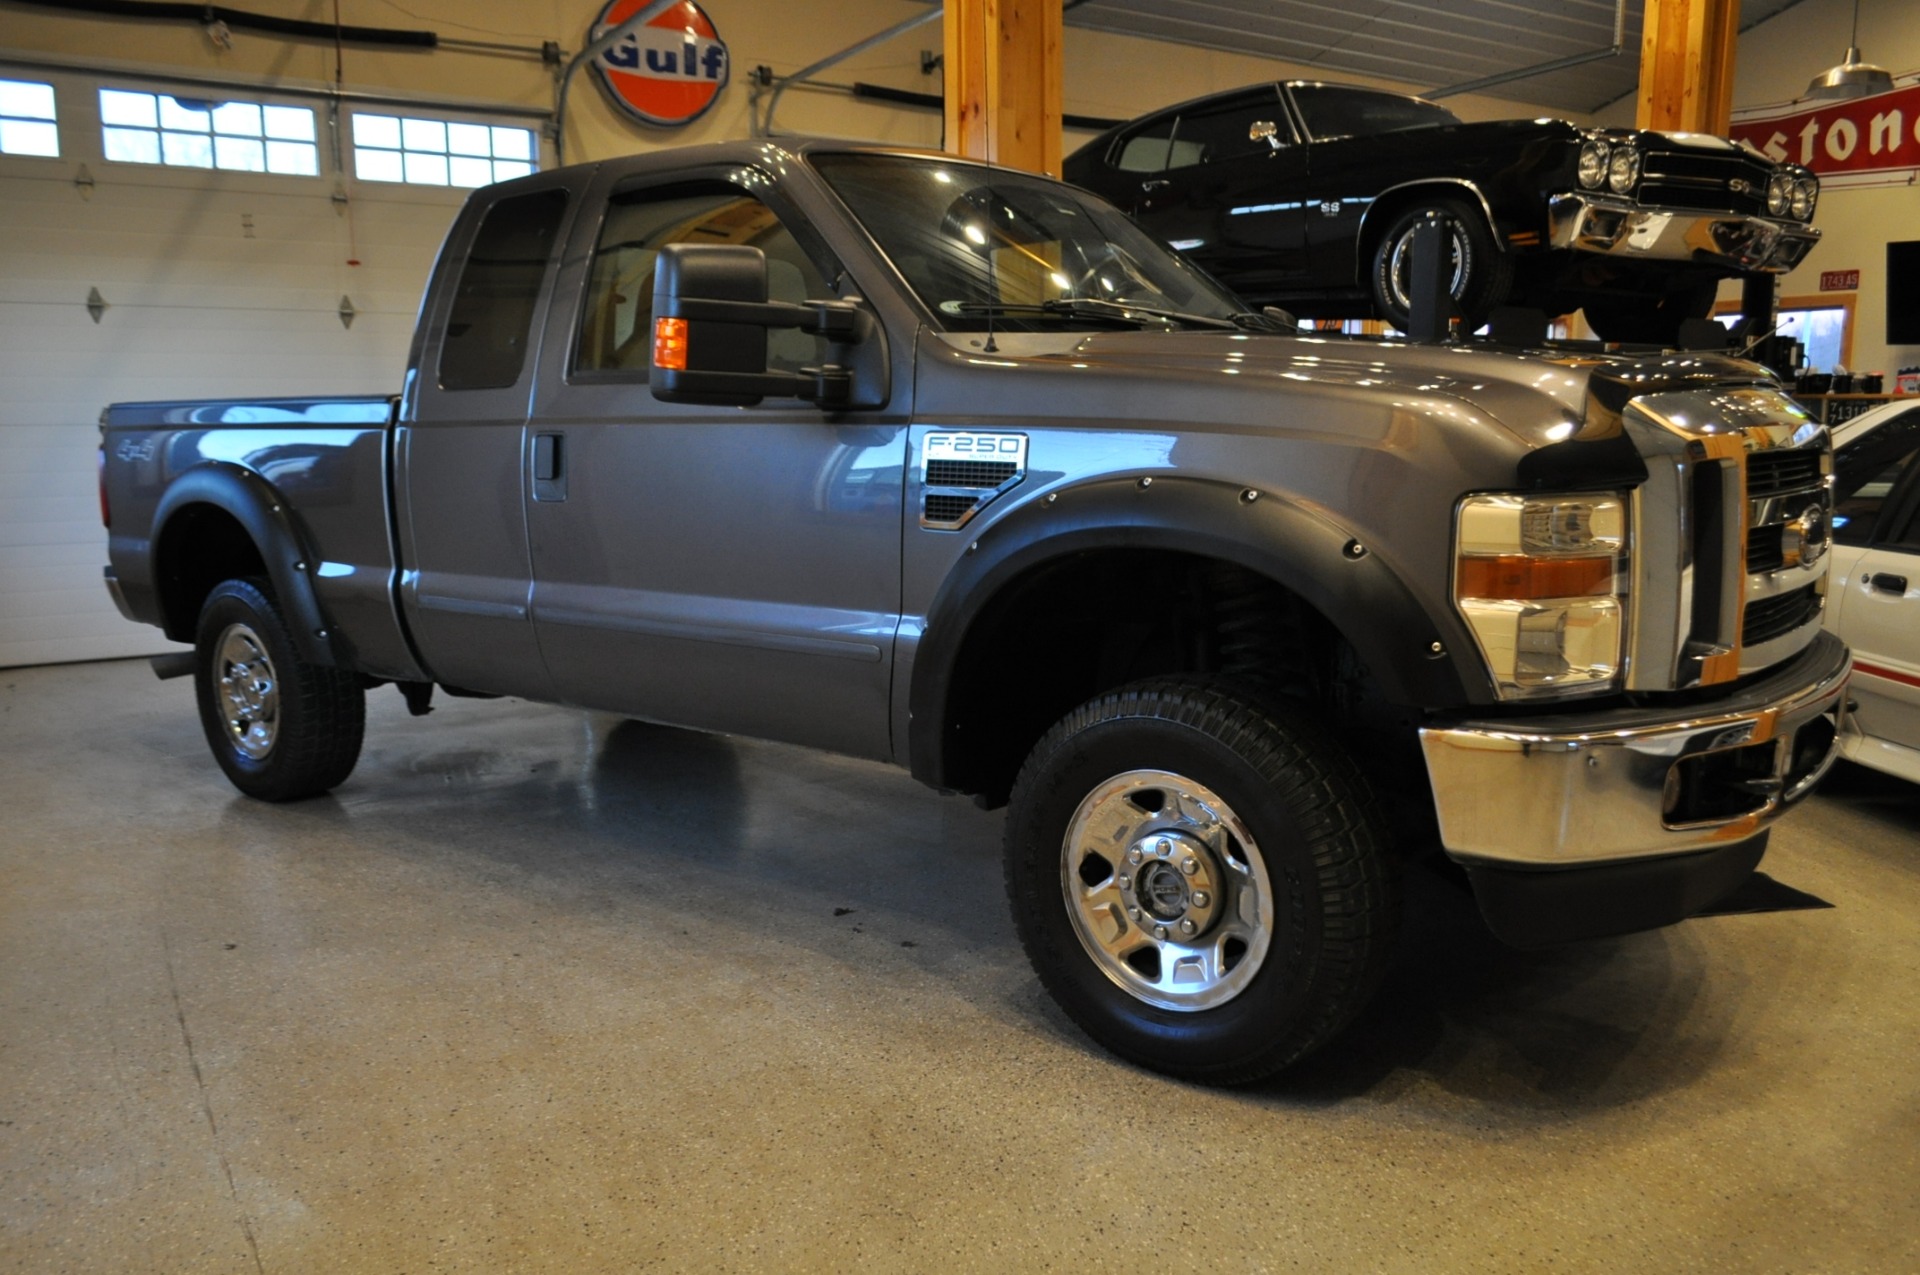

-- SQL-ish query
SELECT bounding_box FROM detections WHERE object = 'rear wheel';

[193,577,364,801]
[1003,679,1397,1084]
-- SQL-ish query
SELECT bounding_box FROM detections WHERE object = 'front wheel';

[1004,680,1397,1084]
[193,577,365,801]
[1369,198,1513,334]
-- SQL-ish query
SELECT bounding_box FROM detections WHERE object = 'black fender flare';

[151,462,341,667]
[906,475,1484,789]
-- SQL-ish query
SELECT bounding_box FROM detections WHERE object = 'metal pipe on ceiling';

[753,4,946,137]
[1426,0,1628,103]
[552,0,677,164]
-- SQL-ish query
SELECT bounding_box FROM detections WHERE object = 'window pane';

[401,117,445,152]
[215,135,265,171]
[447,122,491,156]
[158,95,213,132]
[448,155,494,187]
[404,151,449,186]
[493,160,533,182]
[355,148,404,182]
[211,101,262,136]
[162,131,213,167]
[0,118,59,157]
[103,126,160,164]
[440,188,569,391]
[352,113,401,149]
[0,79,57,120]
[266,140,318,175]
[100,89,157,128]
[491,127,531,161]
[263,105,314,141]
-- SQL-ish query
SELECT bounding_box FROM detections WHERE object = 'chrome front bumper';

[1547,193,1820,274]
[1419,631,1850,868]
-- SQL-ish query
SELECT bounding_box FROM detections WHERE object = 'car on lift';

[1063,80,1821,342]
[1827,398,1920,783]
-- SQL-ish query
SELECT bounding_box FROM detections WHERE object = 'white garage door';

[0,63,546,668]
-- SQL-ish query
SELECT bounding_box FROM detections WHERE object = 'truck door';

[394,177,580,700]
[523,169,905,760]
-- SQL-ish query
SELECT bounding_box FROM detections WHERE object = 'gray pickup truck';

[100,139,1849,1083]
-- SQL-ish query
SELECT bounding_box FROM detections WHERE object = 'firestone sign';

[590,0,729,128]
[1729,76,1920,188]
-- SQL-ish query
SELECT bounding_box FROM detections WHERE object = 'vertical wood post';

[943,0,1063,176]
[1637,0,1739,134]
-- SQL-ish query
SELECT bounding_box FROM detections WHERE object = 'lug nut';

[1154,925,1169,940]
[1180,919,1196,935]
[1128,906,1141,920]
[1192,891,1210,908]
[1155,839,1172,858]
[1127,847,1143,865]
[1118,875,1131,893]
[1181,857,1199,876]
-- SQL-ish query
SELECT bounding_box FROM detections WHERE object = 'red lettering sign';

[1730,77,1920,187]
[1819,270,1860,291]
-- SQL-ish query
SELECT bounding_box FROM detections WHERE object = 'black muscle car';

[1063,81,1821,342]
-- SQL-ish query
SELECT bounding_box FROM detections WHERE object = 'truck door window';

[574,184,830,377]
[438,187,569,391]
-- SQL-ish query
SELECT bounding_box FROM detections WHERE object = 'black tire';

[1580,278,1720,345]
[193,577,364,801]
[1004,679,1397,1084]
[1369,197,1513,334]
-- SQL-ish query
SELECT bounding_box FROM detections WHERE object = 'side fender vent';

[920,431,1028,530]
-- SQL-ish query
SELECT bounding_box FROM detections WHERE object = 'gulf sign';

[1730,77,1920,188]
[590,0,728,128]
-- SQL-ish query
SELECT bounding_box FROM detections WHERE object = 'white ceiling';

[1058,0,1811,116]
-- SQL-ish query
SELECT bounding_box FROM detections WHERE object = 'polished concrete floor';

[2,657,1917,1272]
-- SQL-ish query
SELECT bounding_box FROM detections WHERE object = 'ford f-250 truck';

[100,139,1849,1084]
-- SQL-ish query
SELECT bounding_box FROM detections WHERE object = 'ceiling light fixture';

[1804,0,1894,101]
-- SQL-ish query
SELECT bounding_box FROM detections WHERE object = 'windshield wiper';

[941,298,1241,331]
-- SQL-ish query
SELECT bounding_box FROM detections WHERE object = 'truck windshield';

[810,152,1248,334]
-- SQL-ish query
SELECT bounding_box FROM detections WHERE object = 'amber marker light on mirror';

[653,316,689,371]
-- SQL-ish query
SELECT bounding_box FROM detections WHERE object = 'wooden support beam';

[943,0,1063,176]
[1637,0,1739,134]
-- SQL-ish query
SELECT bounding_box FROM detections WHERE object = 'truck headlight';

[1607,145,1640,195]
[1577,139,1610,189]
[1454,493,1628,699]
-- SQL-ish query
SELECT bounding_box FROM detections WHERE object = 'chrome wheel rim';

[1386,220,1468,313]
[214,623,278,760]
[1060,768,1274,1012]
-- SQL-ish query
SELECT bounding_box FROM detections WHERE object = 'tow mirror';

[648,243,884,409]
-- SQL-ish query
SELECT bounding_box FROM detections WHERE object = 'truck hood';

[917,328,1785,502]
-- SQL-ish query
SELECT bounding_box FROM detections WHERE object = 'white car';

[1827,398,1920,783]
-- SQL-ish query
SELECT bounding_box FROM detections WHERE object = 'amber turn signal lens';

[652,316,689,371]
[1457,553,1615,600]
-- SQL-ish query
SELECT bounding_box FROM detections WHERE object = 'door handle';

[1867,572,1908,594]
[532,431,566,501]
[1140,179,1171,192]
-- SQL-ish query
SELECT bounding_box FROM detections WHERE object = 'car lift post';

[1405,212,1454,343]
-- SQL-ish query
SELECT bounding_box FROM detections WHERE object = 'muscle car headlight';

[1453,493,1628,699]
[1790,173,1817,220]
[1766,171,1793,217]
[1606,145,1640,195]
[1577,139,1610,189]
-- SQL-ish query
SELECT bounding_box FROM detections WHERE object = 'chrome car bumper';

[1547,193,1820,274]
[1419,631,1850,868]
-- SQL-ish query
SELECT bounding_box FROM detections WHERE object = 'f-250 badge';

[920,431,1028,530]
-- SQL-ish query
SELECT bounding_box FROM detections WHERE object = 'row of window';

[0,76,537,188]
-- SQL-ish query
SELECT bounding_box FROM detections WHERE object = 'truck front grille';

[1744,584,1823,646]
[1746,448,1822,497]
